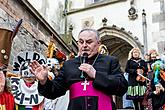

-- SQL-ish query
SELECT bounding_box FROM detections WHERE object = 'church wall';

[27,0,65,35]
[21,0,165,54]
[0,0,75,65]
[67,0,164,54]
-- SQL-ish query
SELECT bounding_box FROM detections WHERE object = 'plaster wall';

[67,0,161,52]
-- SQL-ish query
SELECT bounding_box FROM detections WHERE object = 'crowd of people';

[123,48,165,110]
[1,28,165,110]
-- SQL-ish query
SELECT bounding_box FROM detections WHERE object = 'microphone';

[80,53,88,78]
[82,53,88,64]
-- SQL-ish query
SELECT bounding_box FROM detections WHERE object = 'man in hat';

[0,28,16,110]
[11,51,45,110]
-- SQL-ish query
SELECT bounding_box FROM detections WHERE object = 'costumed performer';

[11,51,46,110]
[44,41,69,110]
[0,19,22,110]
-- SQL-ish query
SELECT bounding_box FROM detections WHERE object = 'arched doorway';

[98,26,143,108]
[98,26,143,71]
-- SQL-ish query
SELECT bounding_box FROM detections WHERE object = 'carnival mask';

[47,58,60,70]
[20,61,35,78]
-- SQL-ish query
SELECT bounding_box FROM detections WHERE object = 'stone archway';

[98,26,143,109]
[98,26,143,71]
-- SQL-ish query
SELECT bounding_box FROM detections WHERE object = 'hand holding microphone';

[79,53,96,79]
[80,53,88,78]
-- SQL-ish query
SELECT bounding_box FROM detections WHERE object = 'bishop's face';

[78,31,100,58]
[0,71,5,94]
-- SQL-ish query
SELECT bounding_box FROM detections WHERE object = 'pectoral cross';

[81,80,89,91]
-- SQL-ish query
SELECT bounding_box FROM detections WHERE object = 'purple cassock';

[69,81,112,110]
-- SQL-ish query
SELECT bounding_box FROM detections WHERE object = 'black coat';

[125,58,148,86]
[38,54,128,110]
[149,79,165,110]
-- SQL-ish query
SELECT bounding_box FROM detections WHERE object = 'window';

[158,41,165,54]
[85,0,94,6]
[85,0,105,6]
[94,0,101,2]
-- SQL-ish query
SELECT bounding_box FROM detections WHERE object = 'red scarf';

[0,91,15,110]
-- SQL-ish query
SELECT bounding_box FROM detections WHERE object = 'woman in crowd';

[125,48,148,110]
[147,49,165,110]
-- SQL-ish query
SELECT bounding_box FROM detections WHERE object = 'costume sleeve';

[93,56,128,96]
[38,67,68,99]
[125,60,136,74]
